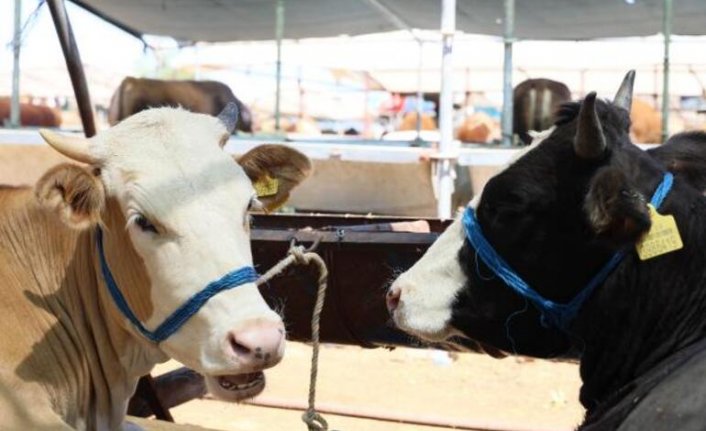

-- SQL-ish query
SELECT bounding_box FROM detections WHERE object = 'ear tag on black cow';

[635,204,683,260]
[254,175,279,198]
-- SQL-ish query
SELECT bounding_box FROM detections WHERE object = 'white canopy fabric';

[70,0,706,43]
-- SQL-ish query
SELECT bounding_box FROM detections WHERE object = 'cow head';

[388,71,689,358]
[36,105,310,400]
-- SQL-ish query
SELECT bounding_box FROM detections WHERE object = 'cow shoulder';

[35,163,104,230]
[617,346,706,431]
[236,145,311,211]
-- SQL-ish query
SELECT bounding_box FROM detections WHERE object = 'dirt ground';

[152,342,584,431]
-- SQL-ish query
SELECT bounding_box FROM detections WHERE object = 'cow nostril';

[386,287,401,313]
[228,333,252,357]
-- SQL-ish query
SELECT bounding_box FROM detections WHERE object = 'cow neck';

[577,178,706,415]
[82,202,167,427]
[464,172,674,331]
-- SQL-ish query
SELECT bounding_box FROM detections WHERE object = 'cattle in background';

[513,78,571,145]
[388,71,706,429]
[398,111,437,131]
[108,77,253,133]
[456,112,500,143]
[630,98,662,143]
[0,104,310,428]
[0,97,62,128]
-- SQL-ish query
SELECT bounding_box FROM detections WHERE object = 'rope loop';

[302,410,329,431]
[257,234,335,430]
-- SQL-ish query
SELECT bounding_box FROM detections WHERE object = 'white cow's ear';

[35,163,105,230]
[236,145,312,211]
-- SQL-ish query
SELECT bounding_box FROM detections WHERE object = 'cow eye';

[134,214,158,234]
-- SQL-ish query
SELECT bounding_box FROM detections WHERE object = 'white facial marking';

[390,127,554,341]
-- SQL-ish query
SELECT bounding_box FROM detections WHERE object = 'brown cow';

[108,77,253,133]
[0,97,62,128]
[513,78,571,145]
[398,112,437,131]
[456,112,500,143]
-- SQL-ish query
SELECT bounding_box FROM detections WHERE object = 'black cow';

[388,71,706,430]
[513,78,572,145]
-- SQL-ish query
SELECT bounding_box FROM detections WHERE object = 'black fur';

[449,96,706,429]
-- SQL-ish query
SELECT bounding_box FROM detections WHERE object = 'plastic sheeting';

[70,0,706,42]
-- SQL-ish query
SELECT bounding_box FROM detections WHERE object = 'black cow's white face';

[388,71,683,358]
[388,129,568,355]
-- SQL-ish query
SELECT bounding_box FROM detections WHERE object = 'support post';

[661,0,672,143]
[501,0,515,147]
[437,0,456,219]
[415,39,424,140]
[274,0,284,131]
[47,0,96,137]
[10,0,22,128]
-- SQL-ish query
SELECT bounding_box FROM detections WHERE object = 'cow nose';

[386,286,401,313]
[226,321,285,368]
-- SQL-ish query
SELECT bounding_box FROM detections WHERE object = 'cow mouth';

[206,371,265,402]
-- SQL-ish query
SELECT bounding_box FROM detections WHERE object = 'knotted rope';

[256,239,334,431]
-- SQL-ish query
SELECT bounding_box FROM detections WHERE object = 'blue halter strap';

[96,228,259,343]
[463,172,674,331]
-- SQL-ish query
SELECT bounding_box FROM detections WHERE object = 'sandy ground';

[151,343,584,431]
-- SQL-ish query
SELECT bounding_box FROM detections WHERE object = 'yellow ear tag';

[254,175,279,198]
[635,204,683,260]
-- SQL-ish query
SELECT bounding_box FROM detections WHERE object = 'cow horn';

[574,92,606,159]
[217,102,239,135]
[39,129,98,164]
[613,70,635,111]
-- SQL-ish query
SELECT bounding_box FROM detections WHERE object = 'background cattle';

[397,111,437,131]
[513,78,572,145]
[108,77,253,133]
[0,97,62,128]
[456,112,500,143]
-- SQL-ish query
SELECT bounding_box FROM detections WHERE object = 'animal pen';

[3,0,706,429]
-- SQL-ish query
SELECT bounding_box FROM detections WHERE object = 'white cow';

[0,104,310,429]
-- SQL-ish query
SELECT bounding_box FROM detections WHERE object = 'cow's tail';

[526,87,537,134]
[539,87,553,130]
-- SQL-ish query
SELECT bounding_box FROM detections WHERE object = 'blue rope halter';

[96,228,259,343]
[463,172,674,331]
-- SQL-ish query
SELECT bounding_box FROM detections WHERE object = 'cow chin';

[204,372,266,402]
[392,310,455,343]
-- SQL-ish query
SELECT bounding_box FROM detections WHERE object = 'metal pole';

[47,0,96,137]
[501,0,515,146]
[415,40,424,140]
[661,0,672,143]
[437,0,456,219]
[10,0,22,128]
[274,0,284,131]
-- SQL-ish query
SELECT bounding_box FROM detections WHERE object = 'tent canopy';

[70,0,706,43]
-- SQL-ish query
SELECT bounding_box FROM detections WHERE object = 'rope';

[256,239,335,431]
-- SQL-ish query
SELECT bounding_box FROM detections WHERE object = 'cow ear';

[35,164,105,230]
[236,144,312,211]
[648,131,706,193]
[584,167,651,244]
